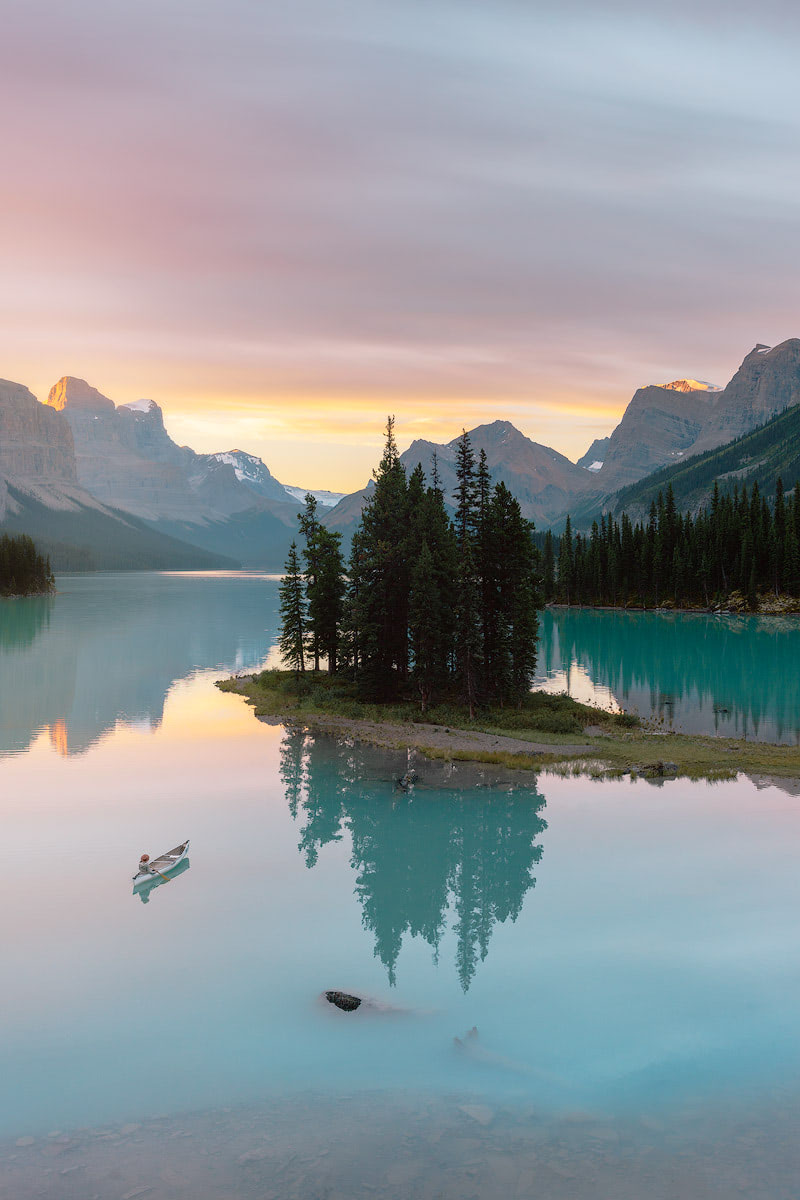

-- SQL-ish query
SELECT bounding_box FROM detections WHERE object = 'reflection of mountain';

[540,608,800,744]
[0,574,281,757]
[280,731,547,991]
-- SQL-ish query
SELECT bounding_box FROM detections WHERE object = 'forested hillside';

[608,402,800,522]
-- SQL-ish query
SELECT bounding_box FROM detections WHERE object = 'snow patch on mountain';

[283,485,346,508]
[211,450,267,484]
[586,460,604,471]
[120,398,157,413]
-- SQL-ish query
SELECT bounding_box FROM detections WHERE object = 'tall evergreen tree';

[409,540,441,712]
[453,430,482,715]
[541,530,556,603]
[278,542,307,675]
[557,516,573,604]
[351,417,410,698]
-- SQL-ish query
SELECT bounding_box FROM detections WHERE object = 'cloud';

[0,0,798,485]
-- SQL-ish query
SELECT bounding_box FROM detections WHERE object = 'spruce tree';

[557,516,573,604]
[453,430,482,714]
[353,416,410,698]
[408,540,440,712]
[278,542,307,675]
[541,530,555,603]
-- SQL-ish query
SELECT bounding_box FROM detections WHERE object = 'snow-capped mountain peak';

[659,378,721,393]
[207,450,292,503]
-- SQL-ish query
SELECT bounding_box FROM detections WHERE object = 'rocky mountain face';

[605,398,800,525]
[593,384,716,491]
[590,340,800,500]
[689,340,800,454]
[576,437,610,471]
[45,377,294,524]
[207,451,290,504]
[47,378,208,522]
[0,378,137,533]
[0,378,276,568]
[0,379,77,486]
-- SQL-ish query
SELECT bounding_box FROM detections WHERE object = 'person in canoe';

[137,853,154,877]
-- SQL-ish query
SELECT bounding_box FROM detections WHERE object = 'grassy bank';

[218,669,800,783]
[218,669,635,738]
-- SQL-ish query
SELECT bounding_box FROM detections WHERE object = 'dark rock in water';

[325,990,362,1012]
[396,769,419,791]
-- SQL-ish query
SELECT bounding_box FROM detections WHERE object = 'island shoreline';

[218,674,800,794]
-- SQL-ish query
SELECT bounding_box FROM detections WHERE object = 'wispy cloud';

[0,0,798,485]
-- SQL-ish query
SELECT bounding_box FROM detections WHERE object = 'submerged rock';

[324,990,362,1012]
[395,769,419,791]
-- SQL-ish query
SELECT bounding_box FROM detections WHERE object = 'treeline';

[279,420,541,711]
[542,479,800,609]
[0,534,55,597]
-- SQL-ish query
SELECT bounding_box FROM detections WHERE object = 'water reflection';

[133,857,191,905]
[0,594,53,650]
[281,730,548,991]
[538,608,800,743]
[0,572,280,757]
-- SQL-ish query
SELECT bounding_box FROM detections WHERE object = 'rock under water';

[324,990,362,1012]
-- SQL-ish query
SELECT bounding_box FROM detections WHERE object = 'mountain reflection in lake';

[281,730,547,990]
[0,571,281,757]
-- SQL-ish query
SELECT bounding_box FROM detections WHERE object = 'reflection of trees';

[540,608,800,744]
[280,729,547,991]
[0,595,52,650]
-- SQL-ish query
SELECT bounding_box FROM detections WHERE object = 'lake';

[2,572,800,1199]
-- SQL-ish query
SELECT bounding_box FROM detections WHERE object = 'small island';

[220,421,800,788]
[0,533,55,597]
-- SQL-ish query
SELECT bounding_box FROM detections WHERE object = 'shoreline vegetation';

[218,669,800,786]
[0,533,55,597]
[546,592,800,616]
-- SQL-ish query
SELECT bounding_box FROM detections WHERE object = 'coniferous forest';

[541,479,800,610]
[279,419,541,711]
[0,533,55,597]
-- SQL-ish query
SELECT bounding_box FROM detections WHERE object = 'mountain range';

[1,338,799,568]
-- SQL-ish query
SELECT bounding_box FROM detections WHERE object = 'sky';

[1,0,800,490]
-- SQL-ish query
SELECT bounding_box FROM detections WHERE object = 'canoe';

[132,857,190,904]
[132,839,190,886]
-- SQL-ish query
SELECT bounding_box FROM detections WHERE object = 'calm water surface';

[538,606,800,742]
[2,573,800,1198]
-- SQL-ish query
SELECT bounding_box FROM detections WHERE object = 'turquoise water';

[538,606,800,742]
[2,574,800,1196]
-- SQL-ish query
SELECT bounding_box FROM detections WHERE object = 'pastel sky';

[2,0,799,489]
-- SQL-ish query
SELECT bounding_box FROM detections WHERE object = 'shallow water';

[2,573,800,1197]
